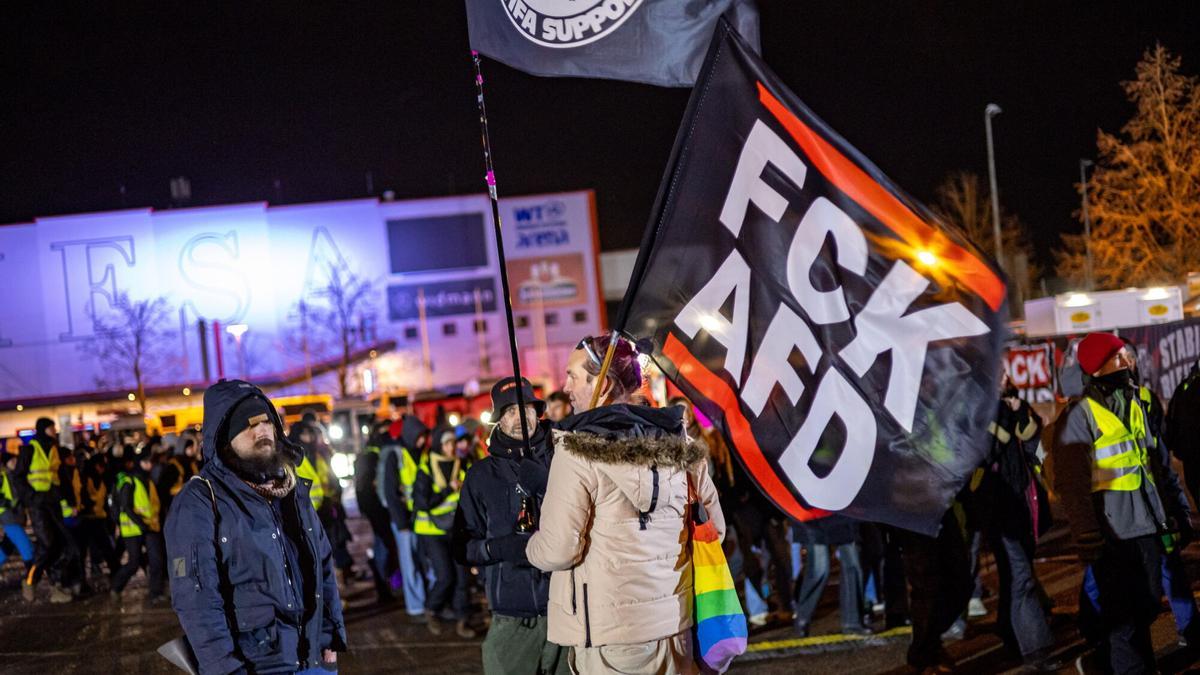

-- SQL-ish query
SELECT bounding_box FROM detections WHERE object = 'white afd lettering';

[675,249,752,382]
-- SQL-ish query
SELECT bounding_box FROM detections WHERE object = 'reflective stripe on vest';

[296,456,325,510]
[27,440,53,493]
[413,455,463,536]
[118,474,160,537]
[1084,394,1151,492]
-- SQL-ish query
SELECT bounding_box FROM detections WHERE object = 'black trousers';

[732,508,793,613]
[419,534,468,619]
[1093,535,1162,675]
[989,529,1053,658]
[76,518,117,577]
[111,531,166,596]
[29,500,79,587]
[899,510,973,668]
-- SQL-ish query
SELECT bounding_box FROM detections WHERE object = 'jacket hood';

[556,404,702,470]
[201,379,299,469]
[399,414,429,451]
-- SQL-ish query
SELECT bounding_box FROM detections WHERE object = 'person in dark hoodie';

[110,448,166,603]
[527,334,725,674]
[165,379,346,675]
[354,421,399,604]
[379,415,429,621]
[452,377,567,675]
[14,417,78,603]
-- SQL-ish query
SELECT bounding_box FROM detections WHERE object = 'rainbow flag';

[692,516,747,672]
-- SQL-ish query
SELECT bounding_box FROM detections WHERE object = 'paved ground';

[3,520,1200,674]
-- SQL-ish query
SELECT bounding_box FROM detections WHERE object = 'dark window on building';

[443,322,458,336]
[473,319,487,334]
[404,326,418,340]
[387,213,488,273]
[573,310,588,324]
[516,315,530,329]
[545,312,559,326]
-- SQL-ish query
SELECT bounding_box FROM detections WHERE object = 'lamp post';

[985,103,1004,270]
[1080,158,1095,290]
[226,323,249,379]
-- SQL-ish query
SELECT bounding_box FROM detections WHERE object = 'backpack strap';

[189,475,221,546]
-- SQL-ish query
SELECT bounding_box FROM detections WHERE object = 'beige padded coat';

[526,426,725,649]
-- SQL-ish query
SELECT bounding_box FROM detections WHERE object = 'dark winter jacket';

[353,443,387,520]
[972,398,1046,538]
[165,379,346,675]
[1167,364,1200,470]
[451,421,554,618]
[379,415,428,531]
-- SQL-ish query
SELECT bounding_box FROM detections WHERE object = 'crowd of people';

[0,417,202,604]
[2,328,1200,674]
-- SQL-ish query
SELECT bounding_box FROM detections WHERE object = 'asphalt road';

[3,520,1200,674]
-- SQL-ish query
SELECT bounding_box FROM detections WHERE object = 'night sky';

[3,3,1198,274]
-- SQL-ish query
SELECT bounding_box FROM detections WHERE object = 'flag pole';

[472,51,533,455]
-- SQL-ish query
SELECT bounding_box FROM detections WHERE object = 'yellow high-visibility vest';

[0,470,13,516]
[400,447,419,512]
[413,455,464,536]
[296,456,326,510]
[117,473,160,538]
[27,440,55,493]
[1084,392,1153,492]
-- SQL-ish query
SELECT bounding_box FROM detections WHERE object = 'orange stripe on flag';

[663,333,828,523]
[756,82,1006,311]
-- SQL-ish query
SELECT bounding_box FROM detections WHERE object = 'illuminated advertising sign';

[387,278,499,321]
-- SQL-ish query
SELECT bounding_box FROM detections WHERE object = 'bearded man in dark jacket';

[166,380,346,674]
[452,377,567,675]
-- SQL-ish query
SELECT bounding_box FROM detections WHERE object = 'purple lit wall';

[0,190,603,403]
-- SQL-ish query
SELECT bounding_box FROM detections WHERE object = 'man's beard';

[220,439,290,481]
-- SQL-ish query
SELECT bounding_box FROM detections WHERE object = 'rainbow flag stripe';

[693,519,747,672]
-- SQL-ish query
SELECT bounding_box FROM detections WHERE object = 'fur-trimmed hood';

[557,430,704,469]
[554,403,704,469]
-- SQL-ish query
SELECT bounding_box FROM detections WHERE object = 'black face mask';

[1091,368,1135,391]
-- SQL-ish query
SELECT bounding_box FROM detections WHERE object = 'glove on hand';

[489,533,531,565]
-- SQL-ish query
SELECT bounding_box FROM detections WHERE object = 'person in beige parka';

[525,334,725,675]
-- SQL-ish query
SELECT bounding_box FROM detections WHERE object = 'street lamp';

[1080,159,1095,290]
[984,104,1004,270]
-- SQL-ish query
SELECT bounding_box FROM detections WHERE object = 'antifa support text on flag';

[465,0,760,87]
[619,20,1009,535]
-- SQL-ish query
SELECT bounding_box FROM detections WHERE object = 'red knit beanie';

[1076,332,1126,376]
